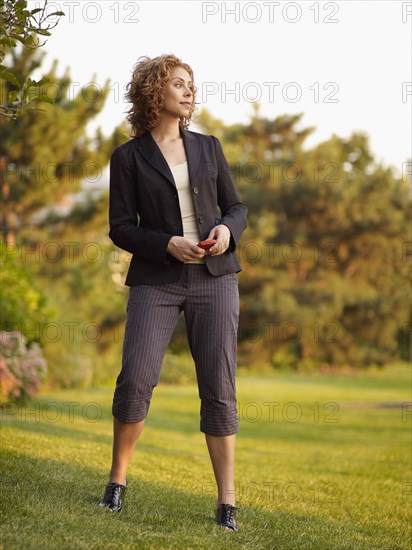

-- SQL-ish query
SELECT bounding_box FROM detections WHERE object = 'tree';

[0,44,128,386]
[0,46,125,243]
[0,0,64,119]
[196,106,410,369]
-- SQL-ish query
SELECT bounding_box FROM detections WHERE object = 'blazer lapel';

[136,126,201,188]
[180,127,201,188]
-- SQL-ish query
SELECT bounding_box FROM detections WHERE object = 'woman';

[99,54,247,533]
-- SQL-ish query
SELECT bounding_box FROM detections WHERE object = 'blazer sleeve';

[211,135,248,252]
[108,146,173,263]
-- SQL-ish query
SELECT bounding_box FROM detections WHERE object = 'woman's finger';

[209,240,229,256]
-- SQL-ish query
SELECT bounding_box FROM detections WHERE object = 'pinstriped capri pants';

[112,263,240,436]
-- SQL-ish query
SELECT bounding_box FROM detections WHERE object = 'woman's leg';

[183,267,240,506]
[106,282,184,487]
[108,418,145,485]
[205,433,236,506]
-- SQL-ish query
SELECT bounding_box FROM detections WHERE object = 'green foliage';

[0,239,54,344]
[159,352,198,385]
[197,107,411,370]
[0,48,119,232]
[0,0,65,119]
[0,45,127,388]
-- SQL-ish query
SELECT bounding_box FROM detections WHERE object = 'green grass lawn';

[1,363,411,549]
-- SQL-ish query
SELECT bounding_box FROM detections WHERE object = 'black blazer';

[109,126,248,286]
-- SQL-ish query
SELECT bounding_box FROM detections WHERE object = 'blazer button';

[171,193,177,198]
[198,216,204,224]
[193,186,199,194]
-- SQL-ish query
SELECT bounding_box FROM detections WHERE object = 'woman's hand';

[205,224,231,256]
[167,236,206,262]
[167,225,231,261]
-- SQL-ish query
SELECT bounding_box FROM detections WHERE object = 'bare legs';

[107,418,236,507]
[205,434,236,506]
[108,418,145,485]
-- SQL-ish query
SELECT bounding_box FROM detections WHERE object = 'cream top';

[170,162,205,264]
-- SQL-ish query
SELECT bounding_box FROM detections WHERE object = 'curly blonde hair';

[124,54,197,137]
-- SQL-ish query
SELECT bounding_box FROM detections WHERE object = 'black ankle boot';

[99,480,127,512]
[215,503,240,531]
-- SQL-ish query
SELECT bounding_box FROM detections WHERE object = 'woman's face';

[161,66,194,120]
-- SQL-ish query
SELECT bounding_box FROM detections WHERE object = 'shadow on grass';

[1,447,372,550]
[0,451,408,550]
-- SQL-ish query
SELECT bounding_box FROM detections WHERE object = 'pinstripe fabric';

[112,263,239,436]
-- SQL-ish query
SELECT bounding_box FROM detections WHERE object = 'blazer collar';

[135,126,201,188]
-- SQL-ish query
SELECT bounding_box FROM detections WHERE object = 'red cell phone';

[197,239,217,250]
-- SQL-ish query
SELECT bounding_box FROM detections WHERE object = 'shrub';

[0,331,48,403]
[159,352,197,385]
[0,242,53,345]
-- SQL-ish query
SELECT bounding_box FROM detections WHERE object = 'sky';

[29,0,411,178]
